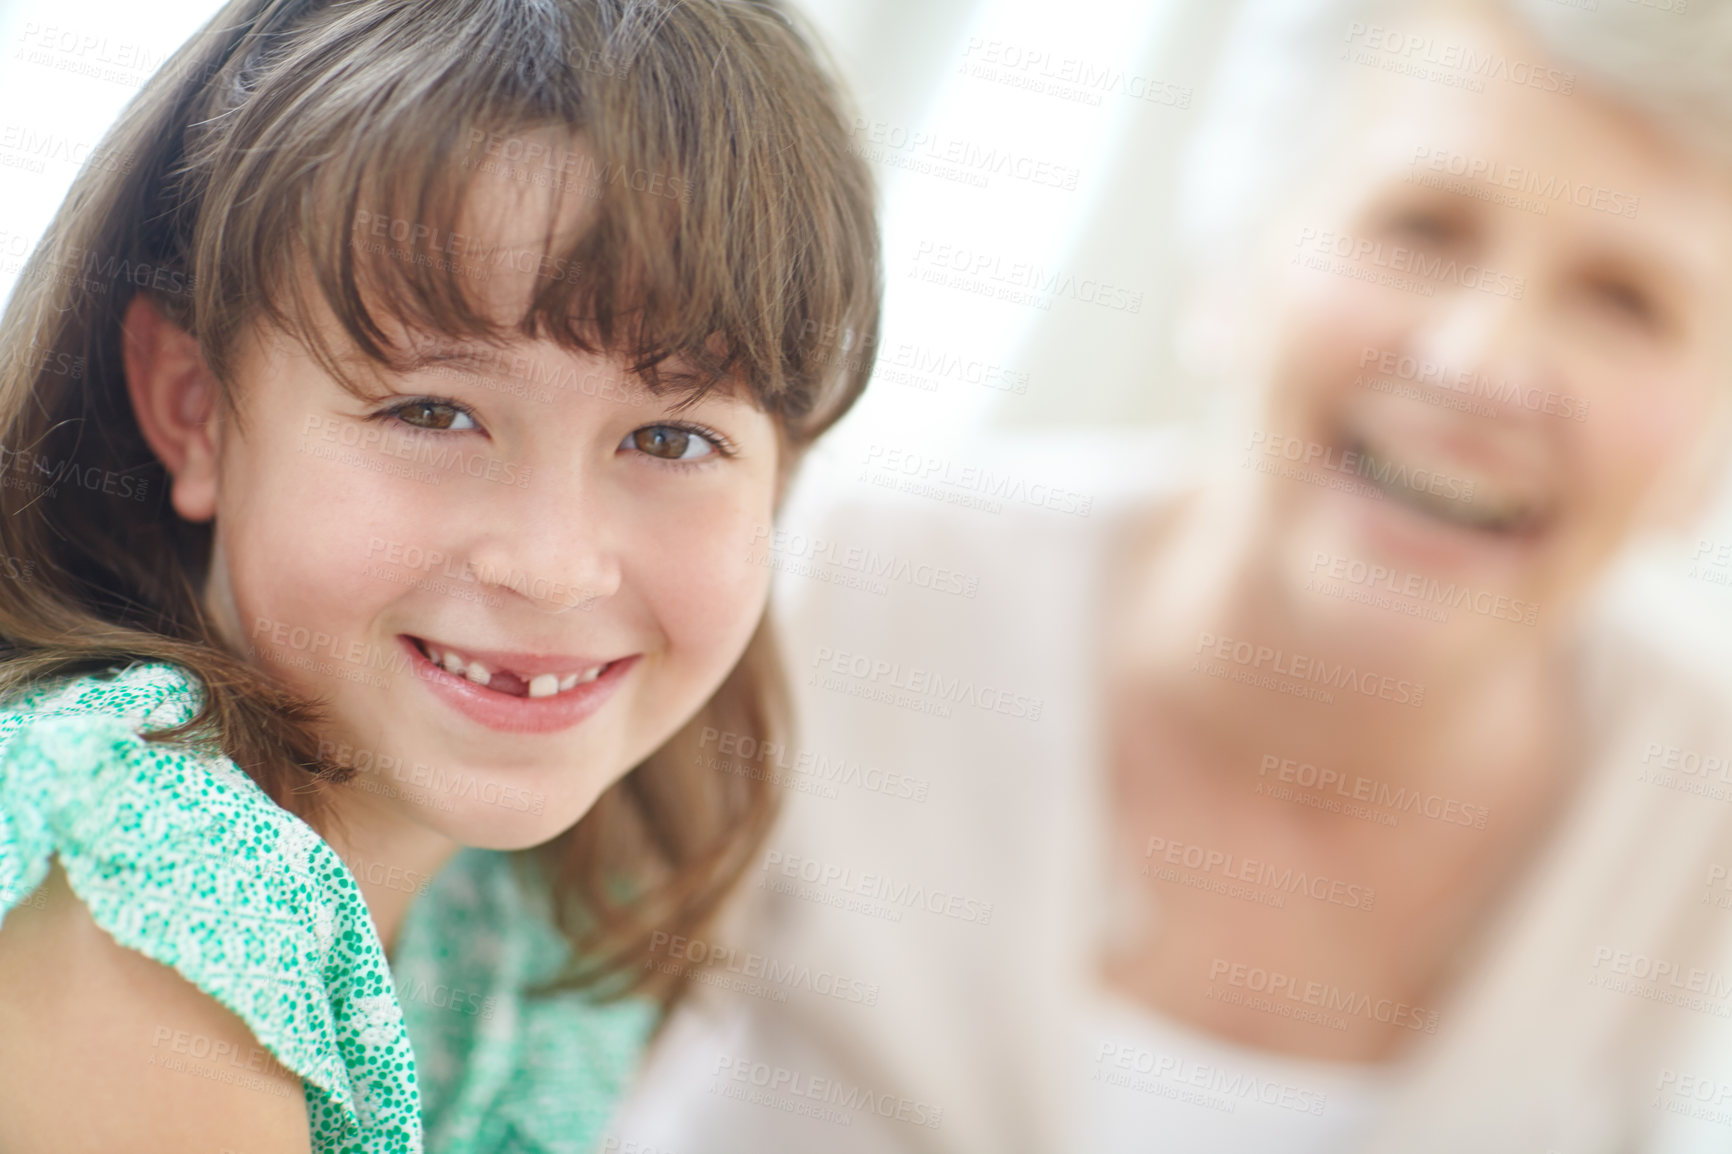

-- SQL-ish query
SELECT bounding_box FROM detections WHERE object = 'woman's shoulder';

[0,658,422,1152]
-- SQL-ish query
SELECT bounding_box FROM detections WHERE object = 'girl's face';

[1246,6,1732,656]
[200,170,780,850]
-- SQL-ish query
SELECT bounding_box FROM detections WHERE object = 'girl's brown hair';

[0,0,879,1004]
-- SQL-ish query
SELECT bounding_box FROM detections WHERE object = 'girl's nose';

[461,477,623,614]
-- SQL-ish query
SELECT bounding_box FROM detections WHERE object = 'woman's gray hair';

[1510,0,1732,165]
[1177,0,1732,267]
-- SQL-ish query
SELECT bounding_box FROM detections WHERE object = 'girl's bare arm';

[0,857,313,1154]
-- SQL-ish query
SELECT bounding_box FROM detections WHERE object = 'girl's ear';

[121,294,222,524]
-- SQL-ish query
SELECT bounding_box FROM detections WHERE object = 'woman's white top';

[607,429,1732,1154]
[1078,987,1390,1153]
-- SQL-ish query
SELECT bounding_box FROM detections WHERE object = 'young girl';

[0,0,878,1150]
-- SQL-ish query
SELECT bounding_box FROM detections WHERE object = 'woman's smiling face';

[1247,5,1732,651]
[189,162,781,850]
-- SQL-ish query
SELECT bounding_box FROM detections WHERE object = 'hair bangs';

[168,0,877,432]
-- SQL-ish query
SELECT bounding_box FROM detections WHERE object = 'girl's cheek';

[637,486,774,642]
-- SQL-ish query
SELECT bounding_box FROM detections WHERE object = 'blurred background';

[3,0,1729,663]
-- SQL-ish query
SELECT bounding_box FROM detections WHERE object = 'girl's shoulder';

[0,659,422,1153]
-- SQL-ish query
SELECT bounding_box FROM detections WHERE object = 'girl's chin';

[418,803,588,853]
[370,762,610,850]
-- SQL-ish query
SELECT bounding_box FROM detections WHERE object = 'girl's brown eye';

[624,424,715,461]
[392,400,474,431]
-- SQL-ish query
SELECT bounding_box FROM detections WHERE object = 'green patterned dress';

[0,659,657,1153]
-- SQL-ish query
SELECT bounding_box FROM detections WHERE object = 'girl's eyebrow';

[397,346,503,373]
[325,344,495,376]
[374,342,758,410]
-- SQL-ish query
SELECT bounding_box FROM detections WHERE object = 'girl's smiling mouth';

[401,634,638,734]
[410,635,610,697]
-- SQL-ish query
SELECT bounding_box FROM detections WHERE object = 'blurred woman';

[609,0,1732,1150]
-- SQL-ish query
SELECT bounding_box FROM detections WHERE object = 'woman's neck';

[1097,480,1579,1061]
